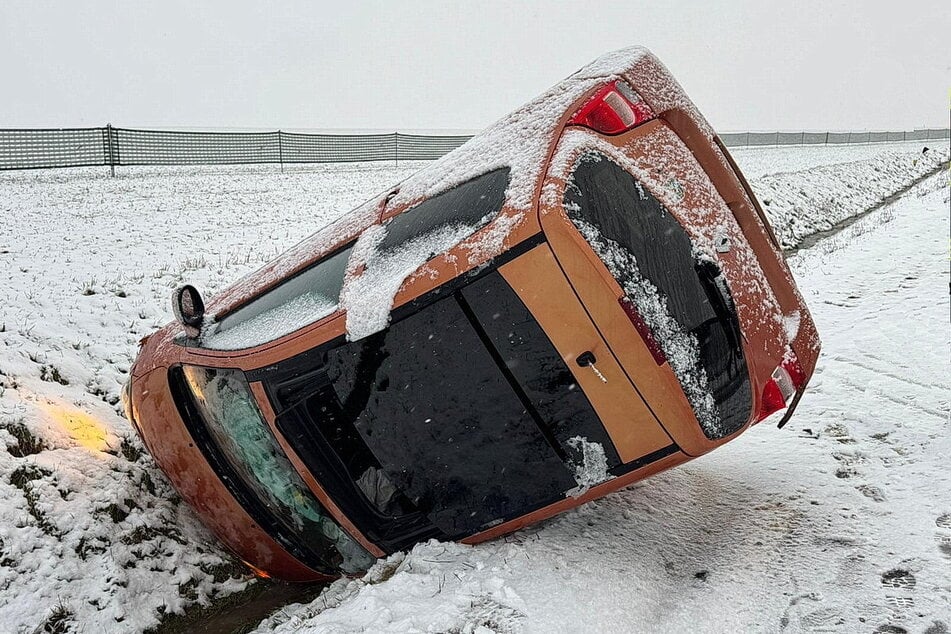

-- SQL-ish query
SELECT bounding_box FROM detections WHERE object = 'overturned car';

[124,47,820,580]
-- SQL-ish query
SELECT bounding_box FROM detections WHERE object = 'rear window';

[205,243,353,350]
[564,152,751,439]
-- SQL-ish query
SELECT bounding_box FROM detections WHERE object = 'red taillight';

[759,378,786,421]
[756,351,806,422]
[619,297,666,365]
[569,81,655,135]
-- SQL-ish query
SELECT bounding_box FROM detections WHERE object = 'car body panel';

[498,243,674,463]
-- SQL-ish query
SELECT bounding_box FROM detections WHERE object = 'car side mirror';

[172,284,205,339]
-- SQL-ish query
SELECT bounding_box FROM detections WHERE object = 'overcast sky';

[1,1,948,133]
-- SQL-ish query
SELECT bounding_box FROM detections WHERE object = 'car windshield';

[179,365,374,573]
[205,244,353,350]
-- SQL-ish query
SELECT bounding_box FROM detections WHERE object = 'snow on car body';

[124,47,821,580]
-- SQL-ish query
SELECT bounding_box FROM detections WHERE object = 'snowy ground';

[0,141,947,632]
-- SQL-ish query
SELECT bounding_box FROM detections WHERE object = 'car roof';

[206,46,694,319]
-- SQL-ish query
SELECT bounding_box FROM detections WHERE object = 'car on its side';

[124,46,820,581]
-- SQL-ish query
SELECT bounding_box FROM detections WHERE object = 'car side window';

[377,168,510,253]
[206,243,353,349]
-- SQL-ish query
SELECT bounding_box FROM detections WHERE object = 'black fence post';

[278,130,284,173]
[105,123,117,177]
[394,132,399,169]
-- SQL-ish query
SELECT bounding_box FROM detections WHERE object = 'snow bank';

[751,146,948,249]
[254,544,528,634]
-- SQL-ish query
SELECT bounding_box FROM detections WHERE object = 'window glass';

[181,364,374,573]
[324,284,577,537]
[564,153,751,438]
[206,244,353,350]
[377,168,510,254]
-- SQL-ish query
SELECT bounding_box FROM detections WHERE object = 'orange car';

[124,47,820,581]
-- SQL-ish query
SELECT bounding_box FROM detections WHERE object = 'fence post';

[105,123,117,177]
[394,132,399,169]
[278,130,284,173]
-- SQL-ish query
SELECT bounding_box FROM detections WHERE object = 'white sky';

[1,1,948,133]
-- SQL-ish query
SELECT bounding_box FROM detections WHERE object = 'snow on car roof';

[205,46,707,327]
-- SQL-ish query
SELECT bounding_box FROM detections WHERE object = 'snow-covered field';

[0,140,947,633]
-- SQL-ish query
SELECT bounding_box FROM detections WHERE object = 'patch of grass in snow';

[180,255,208,271]
[75,535,109,561]
[119,435,144,462]
[79,278,98,296]
[38,600,75,634]
[86,380,120,406]
[97,498,139,524]
[1,420,48,457]
[0,375,18,398]
[137,469,157,495]
[0,536,16,567]
[199,559,249,584]
[144,579,324,634]
[40,364,69,386]
[9,463,61,537]
[121,524,187,546]
[175,560,248,602]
